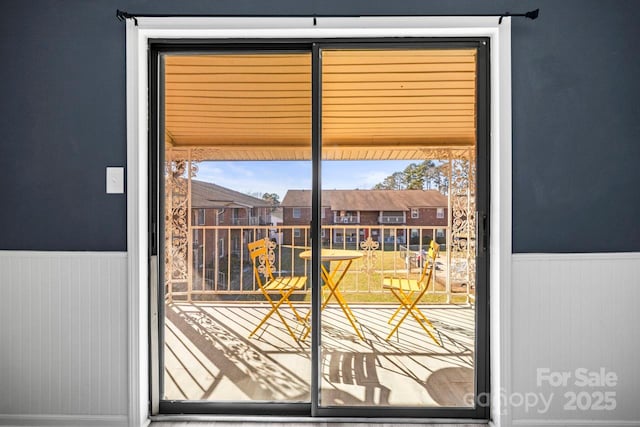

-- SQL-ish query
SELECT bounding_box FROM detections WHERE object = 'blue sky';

[196,160,414,199]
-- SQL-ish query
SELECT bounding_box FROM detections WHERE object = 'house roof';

[190,179,272,209]
[281,189,447,210]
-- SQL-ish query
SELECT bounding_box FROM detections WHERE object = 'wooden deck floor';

[164,302,475,407]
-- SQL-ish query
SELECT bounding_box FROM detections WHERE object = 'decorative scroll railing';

[164,224,476,304]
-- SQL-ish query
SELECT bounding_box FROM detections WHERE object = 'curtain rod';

[116,9,539,26]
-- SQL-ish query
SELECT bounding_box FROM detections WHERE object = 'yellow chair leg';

[388,289,416,324]
[386,289,440,346]
[249,288,301,342]
[248,292,276,338]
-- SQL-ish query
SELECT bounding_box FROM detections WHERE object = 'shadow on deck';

[163,302,475,407]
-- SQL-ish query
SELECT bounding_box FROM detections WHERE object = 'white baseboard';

[512,419,640,427]
[0,414,128,427]
[512,252,640,262]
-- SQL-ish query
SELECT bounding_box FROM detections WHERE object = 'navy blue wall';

[0,1,638,252]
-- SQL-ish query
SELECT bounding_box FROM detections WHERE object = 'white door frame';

[125,16,512,427]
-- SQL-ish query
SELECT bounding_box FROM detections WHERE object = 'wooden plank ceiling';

[164,49,476,161]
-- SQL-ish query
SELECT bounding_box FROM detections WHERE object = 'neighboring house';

[280,189,448,246]
[269,207,284,243]
[188,180,272,273]
[270,207,284,226]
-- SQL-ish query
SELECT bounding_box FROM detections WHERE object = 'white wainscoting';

[2,250,639,427]
[0,251,128,426]
[510,253,640,427]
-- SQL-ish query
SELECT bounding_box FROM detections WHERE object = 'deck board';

[163,302,474,407]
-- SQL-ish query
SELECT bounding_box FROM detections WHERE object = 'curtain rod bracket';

[499,8,539,24]
[525,8,540,20]
[117,9,138,26]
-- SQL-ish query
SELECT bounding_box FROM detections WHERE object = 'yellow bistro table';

[299,249,364,340]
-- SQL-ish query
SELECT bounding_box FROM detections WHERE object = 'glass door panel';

[161,52,313,403]
[319,48,478,408]
[154,43,488,417]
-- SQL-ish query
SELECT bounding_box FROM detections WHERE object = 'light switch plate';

[106,167,125,194]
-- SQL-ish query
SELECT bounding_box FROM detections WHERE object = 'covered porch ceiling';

[164,49,477,161]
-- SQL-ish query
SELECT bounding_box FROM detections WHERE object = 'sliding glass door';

[158,51,313,408]
[318,46,482,413]
[151,40,488,418]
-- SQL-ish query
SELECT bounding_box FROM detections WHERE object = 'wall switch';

[106,167,125,194]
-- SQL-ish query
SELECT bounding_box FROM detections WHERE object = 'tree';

[246,191,263,198]
[373,171,404,190]
[262,192,280,207]
[402,163,426,189]
[372,160,449,194]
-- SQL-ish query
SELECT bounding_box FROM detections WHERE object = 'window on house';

[294,229,301,238]
[193,245,203,271]
[437,208,445,219]
[293,208,302,218]
[194,208,206,225]
[218,238,224,258]
[411,208,419,219]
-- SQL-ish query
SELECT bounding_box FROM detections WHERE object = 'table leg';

[320,260,364,340]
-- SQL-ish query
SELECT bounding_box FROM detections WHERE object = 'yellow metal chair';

[248,238,308,341]
[383,240,441,345]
